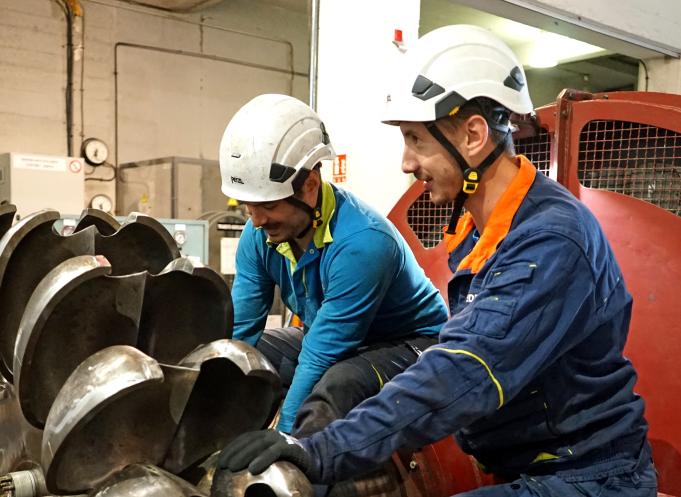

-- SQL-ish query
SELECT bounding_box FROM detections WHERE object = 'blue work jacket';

[301,156,648,483]
[231,181,448,433]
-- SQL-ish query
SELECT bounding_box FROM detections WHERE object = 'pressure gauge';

[81,138,109,166]
[174,230,187,246]
[173,224,187,246]
[89,194,113,213]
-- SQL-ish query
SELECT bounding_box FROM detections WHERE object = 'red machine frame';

[388,90,681,497]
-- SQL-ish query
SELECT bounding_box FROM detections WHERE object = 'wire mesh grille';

[516,128,552,176]
[406,194,454,249]
[578,120,681,216]
[406,128,553,248]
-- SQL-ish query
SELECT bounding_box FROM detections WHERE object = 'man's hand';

[217,429,312,476]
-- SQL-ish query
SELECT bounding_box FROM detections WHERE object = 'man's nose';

[401,148,418,175]
[248,208,267,227]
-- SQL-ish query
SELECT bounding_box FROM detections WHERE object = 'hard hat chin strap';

[269,165,323,240]
[285,185,323,239]
[424,122,509,234]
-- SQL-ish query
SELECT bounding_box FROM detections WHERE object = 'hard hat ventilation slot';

[434,92,467,120]
[269,163,296,183]
[504,66,525,92]
[412,75,446,100]
[320,122,330,145]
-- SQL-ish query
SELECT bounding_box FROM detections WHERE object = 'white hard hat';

[382,24,533,124]
[219,94,335,202]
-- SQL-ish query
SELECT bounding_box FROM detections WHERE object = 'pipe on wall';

[54,0,75,156]
[113,41,306,167]
[309,0,320,110]
[117,0,223,13]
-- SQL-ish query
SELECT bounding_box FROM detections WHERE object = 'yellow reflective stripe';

[275,243,298,271]
[433,348,504,408]
[531,452,560,463]
[313,180,336,248]
[371,364,384,389]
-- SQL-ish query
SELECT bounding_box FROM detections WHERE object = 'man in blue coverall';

[216,26,657,497]
[218,93,448,437]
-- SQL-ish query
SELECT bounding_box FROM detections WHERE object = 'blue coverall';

[300,156,656,496]
[231,180,448,434]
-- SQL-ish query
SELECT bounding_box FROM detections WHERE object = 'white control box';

[0,153,85,218]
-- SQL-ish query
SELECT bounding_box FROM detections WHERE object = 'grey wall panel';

[116,44,296,165]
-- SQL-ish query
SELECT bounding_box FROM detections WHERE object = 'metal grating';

[578,120,681,216]
[516,128,552,177]
[406,128,554,248]
[406,194,455,249]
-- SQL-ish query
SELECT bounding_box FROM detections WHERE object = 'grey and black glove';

[217,429,312,476]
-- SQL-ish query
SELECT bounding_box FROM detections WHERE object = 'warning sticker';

[332,154,347,183]
[13,155,69,172]
[68,160,82,173]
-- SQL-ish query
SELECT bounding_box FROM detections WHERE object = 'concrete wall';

[521,0,681,52]
[0,0,309,214]
[452,0,681,58]
[316,0,419,215]
[639,57,681,93]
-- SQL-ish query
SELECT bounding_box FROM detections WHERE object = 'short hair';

[292,163,322,195]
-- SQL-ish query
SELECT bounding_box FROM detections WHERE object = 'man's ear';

[303,168,321,195]
[463,114,490,159]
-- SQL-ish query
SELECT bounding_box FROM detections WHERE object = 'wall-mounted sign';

[333,154,347,183]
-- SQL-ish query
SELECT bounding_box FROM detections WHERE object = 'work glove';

[217,429,312,477]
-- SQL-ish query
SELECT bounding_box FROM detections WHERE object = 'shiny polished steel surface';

[163,340,281,474]
[179,339,278,375]
[194,452,219,494]
[89,464,207,497]
[138,257,233,365]
[95,213,180,276]
[75,208,121,236]
[14,255,231,428]
[42,346,171,494]
[0,210,94,381]
[0,204,16,239]
[0,210,180,382]
[0,376,41,474]
[210,462,313,497]
[14,255,144,428]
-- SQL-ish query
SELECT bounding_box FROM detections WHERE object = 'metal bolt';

[1,474,15,496]
[0,469,48,497]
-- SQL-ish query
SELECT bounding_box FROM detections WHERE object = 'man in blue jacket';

[217,26,656,497]
[219,93,448,437]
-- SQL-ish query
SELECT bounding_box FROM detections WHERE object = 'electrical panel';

[116,157,227,218]
[54,216,209,266]
[0,153,84,219]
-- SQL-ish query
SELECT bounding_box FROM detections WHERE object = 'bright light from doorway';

[528,31,604,68]
[491,19,606,68]
[523,30,605,68]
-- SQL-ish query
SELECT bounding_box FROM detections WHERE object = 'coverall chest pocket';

[464,263,536,338]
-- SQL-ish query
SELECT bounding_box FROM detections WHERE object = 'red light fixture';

[393,29,406,51]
